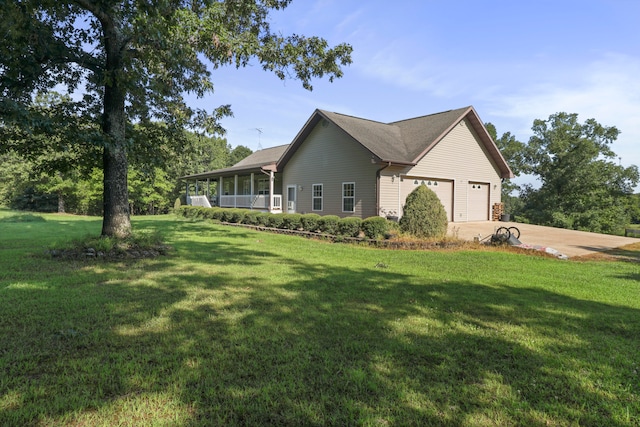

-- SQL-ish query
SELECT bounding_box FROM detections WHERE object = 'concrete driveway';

[448,221,639,258]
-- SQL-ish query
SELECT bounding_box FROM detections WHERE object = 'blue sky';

[189,0,640,186]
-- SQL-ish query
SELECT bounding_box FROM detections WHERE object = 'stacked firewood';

[492,203,504,221]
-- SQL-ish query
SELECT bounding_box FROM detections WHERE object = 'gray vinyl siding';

[399,118,502,222]
[282,120,380,217]
[378,166,407,218]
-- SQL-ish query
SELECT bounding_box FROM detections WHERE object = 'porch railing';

[218,194,282,212]
[272,195,282,210]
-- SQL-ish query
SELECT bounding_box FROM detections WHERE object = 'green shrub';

[190,207,207,219]
[219,208,234,222]
[211,207,225,221]
[174,198,181,210]
[256,212,271,226]
[318,215,340,235]
[267,214,284,229]
[174,206,186,217]
[338,217,362,237]
[228,209,246,224]
[399,185,448,239]
[243,211,261,225]
[202,207,217,220]
[362,216,390,239]
[282,213,302,230]
[300,213,321,232]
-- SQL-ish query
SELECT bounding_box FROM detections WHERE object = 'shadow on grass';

[1,217,639,425]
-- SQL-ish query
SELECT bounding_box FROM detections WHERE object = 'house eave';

[180,162,278,181]
[409,106,514,179]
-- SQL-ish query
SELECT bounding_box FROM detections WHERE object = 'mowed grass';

[1,209,639,426]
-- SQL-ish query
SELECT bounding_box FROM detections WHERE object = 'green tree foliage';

[485,122,526,215]
[0,0,352,237]
[628,194,640,224]
[399,185,448,239]
[0,128,246,215]
[229,146,254,167]
[520,112,639,234]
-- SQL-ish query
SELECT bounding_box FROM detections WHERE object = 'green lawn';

[1,210,639,426]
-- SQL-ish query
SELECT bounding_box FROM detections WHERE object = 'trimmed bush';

[188,206,207,219]
[242,211,261,225]
[318,215,340,235]
[202,207,217,220]
[267,213,285,229]
[282,213,303,230]
[211,207,225,221]
[399,185,448,238]
[338,217,362,237]
[256,212,271,226]
[300,213,321,232]
[228,209,247,224]
[362,216,390,240]
[220,208,235,222]
[174,206,187,217]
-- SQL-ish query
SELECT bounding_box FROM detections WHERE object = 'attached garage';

[401,177,454,222]
[467,182,489,221]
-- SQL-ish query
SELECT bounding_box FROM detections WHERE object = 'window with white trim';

[257,178,269,195]
[342,182,355,212]
[312,184,323,211]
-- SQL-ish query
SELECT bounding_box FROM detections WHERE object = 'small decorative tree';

[399,185,448,239]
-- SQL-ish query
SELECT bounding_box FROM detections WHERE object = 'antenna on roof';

[252,128,263,151]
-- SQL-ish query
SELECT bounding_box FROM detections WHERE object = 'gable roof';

[181,144,288,180]
[182,106,515,181]
[278,106,514,179]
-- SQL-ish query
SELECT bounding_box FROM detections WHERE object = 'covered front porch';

[184,169,283,214]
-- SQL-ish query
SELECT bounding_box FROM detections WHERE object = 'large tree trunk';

[100,21,131,238]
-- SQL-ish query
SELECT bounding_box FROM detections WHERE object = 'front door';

[287,185,296,213]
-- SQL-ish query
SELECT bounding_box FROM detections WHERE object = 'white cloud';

[489,53,640,166]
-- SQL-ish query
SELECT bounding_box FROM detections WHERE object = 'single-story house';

[181,106,514,222]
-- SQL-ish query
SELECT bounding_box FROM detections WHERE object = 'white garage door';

[401,178,453,222]
[468,182,489,221]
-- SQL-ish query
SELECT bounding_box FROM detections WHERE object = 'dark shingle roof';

[391,107,472,161]
[278,106,513,178]
[180,144,288,180]
[182,106,514,180]
[233,144,289,168]
[316,107,472,164]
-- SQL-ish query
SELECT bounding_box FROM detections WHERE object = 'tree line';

[0,103,252,216]
[487,113,639,234]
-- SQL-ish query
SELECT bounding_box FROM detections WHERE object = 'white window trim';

[342,182,355,213]
[312,183,323,211]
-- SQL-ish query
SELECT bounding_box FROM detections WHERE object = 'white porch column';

[269,170,275,211]
[206,179,210,199]
[250,173,255,210]
[185,181,190,204]
[195,180,199,196]
[234,175,238,208]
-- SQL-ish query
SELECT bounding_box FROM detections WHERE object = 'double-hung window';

[312,184,323,211]
[257,178,269,195]
[342,182,355,212]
